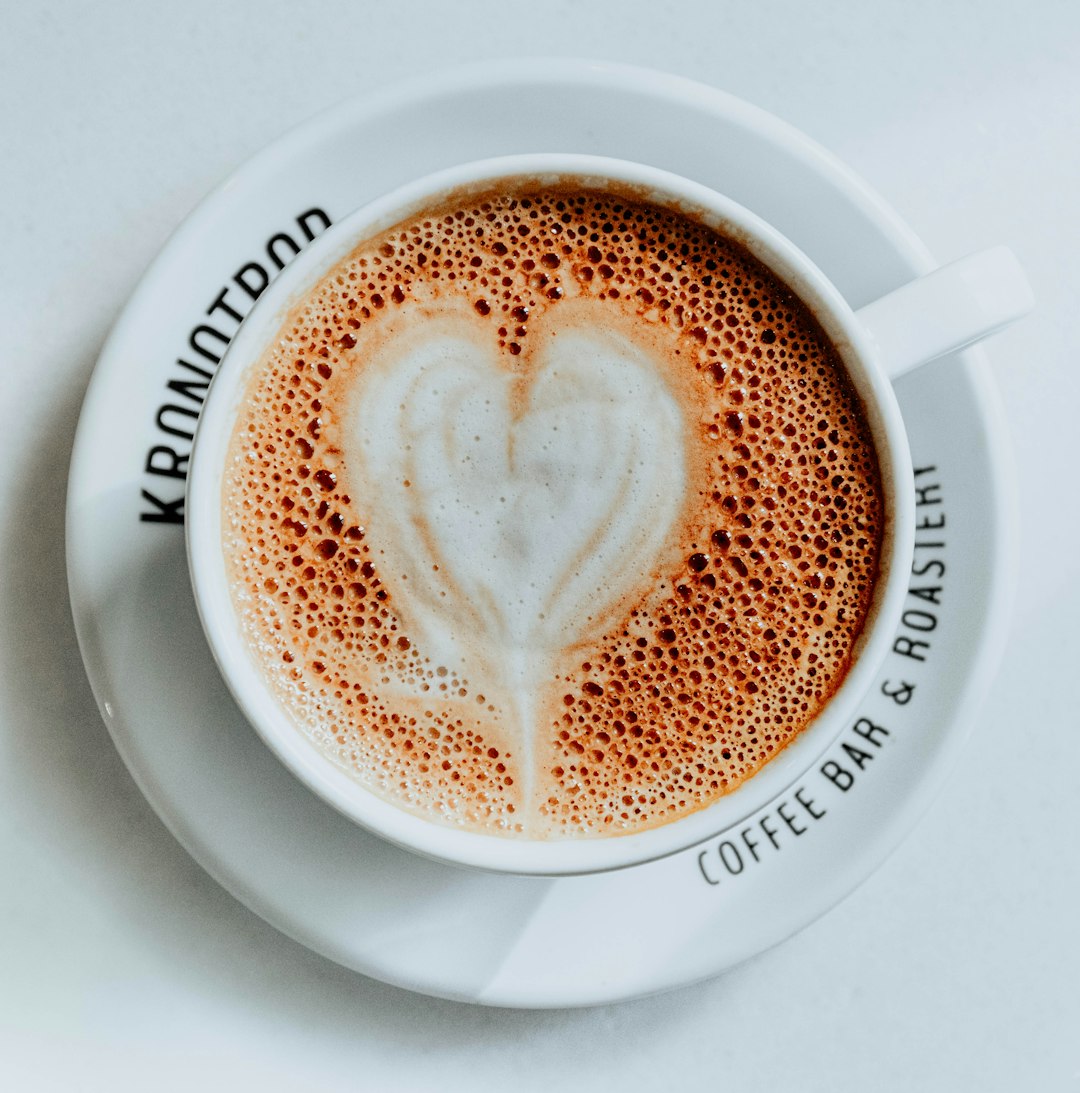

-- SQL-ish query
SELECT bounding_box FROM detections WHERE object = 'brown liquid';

[222,181,883,838]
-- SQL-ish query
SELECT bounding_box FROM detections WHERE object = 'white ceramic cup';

[186,154,1031,875]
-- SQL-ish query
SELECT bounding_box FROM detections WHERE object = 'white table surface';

[2,2,1077,1089]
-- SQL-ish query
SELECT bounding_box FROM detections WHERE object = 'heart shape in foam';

[346,308,687,695]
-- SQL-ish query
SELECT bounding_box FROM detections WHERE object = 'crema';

[221,181,883,839]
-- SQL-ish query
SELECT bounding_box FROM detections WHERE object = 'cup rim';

[186,152,914,876]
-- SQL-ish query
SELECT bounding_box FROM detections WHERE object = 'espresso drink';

[222,180,883,838]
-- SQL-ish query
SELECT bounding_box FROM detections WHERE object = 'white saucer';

[66,60,1016,1008]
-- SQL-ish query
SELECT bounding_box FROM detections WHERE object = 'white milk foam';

[346,306,685,798]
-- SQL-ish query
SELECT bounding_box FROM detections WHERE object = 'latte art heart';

[348,311,686,718]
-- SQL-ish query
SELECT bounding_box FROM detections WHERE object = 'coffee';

[221,180,883,839]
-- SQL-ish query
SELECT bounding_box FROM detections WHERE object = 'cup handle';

[854,246,1034,380]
